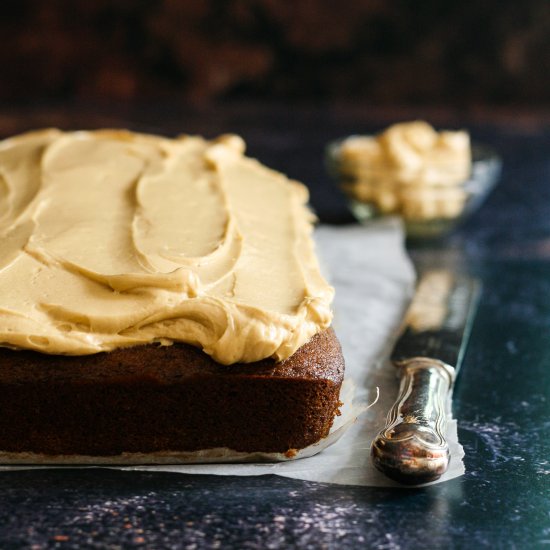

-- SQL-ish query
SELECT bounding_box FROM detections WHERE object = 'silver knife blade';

[391,269,481,371]
[371,270,481,485]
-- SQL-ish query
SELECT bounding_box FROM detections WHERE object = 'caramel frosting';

[339,121,471,187]
[337,121,472,220]
[0,129,333,364]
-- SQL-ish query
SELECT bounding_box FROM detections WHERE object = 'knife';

[371,269,481,485]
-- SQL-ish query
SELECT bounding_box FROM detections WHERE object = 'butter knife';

[371,270,481,485]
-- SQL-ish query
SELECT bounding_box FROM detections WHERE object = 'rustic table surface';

[0,102,548,549]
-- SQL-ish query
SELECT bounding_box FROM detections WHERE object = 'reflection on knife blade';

[392,270,481,370]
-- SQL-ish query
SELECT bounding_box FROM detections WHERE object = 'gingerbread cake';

[0,129,344,462]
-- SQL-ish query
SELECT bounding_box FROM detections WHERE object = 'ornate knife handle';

[371,357,456,485]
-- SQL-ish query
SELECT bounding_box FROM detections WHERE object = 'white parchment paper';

[0,218,465,486]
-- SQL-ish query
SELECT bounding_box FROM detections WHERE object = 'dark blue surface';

[0,103,549,549]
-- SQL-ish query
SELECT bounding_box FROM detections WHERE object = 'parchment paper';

[0,218,465,486]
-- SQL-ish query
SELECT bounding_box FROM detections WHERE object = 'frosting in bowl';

[337,121,472,220]
[0,129,333,364]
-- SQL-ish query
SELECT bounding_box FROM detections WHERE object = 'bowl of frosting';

[326,121,502,239]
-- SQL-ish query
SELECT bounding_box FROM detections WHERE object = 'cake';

[0,129,344,462]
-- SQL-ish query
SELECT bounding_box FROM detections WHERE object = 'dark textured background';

[2,0,549,105]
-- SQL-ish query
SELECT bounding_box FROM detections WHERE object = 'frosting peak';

[0,130,333,364]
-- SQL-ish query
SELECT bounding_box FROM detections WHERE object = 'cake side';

[0,329,344,457]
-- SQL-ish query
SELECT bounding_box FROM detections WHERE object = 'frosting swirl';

[0,129,333,364]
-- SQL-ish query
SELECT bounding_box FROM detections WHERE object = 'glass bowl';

[326,137,502,239]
